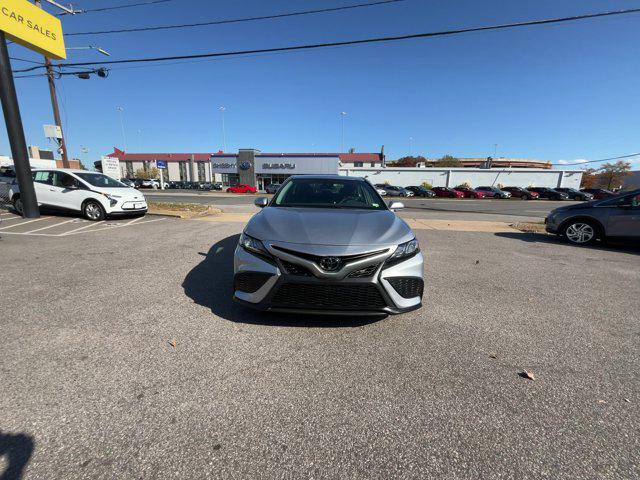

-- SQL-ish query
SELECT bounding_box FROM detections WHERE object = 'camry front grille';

[271,283,387,310]
[347,263,380,278]
[280,260,312,277]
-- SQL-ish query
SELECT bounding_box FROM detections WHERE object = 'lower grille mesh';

[234,272,273,293]
[387,277,424,299]
[271,283,387,310]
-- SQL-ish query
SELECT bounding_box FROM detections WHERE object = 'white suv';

[9,169,148,221]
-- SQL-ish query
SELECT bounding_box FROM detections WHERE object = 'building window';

[354,162,363,167]
[197,162,206,182]
[178,162,188,181]
[370,162,375,167]
[222,173,239,186]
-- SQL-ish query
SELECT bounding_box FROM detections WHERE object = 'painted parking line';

[23,219,76,234]
[0,214,25,222]
[64,217,165,236]
[61,221,105,235]
[0,217,50,231]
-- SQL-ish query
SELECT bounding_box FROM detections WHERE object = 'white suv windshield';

[75,173,126,188]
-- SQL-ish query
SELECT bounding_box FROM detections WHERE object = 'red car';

[227,184,257,193]
[432,187,464,198]
[454,186,486,199]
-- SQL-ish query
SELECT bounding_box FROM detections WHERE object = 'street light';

[116,106,127,152]
[66,45,111,56]
[340,111,347,152]
[409,136,413,156]
[219,106,227,152]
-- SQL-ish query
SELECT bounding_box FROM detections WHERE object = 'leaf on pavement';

[518,369,535,381]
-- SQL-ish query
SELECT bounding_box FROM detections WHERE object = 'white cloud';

[557,159,588,165]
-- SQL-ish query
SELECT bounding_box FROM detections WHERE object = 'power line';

[552,152,640,167]
[61,0,174,15]
[9,56,44,65]
[66,0,406,36]
[13,7,640,73]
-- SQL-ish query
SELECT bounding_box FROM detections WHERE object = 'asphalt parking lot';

[1,215,639,479]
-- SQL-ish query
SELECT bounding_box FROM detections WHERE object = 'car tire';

[83,200,106,221]
[562,219,598,246]
[12,195,23,215]
[520,195,527,201]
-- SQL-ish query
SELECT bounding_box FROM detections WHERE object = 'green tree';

[600,161,631,189]
[434,155,461,167]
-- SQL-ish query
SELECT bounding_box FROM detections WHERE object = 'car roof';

[32,168,94,174]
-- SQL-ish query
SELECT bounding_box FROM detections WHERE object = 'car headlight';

[101,193,121,207]
[239,232,272,258]
[386,238,420,266]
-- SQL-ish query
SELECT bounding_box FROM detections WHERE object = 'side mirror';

[254,197,269,208]
[388,201,404,210]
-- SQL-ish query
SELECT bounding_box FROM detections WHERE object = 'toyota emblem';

[319,257,342,271]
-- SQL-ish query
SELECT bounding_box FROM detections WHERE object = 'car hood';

[93,186,145,200]
[245,207,414,247]
[550,200,598,214]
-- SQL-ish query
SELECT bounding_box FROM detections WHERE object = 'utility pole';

[116,106,127,151]
[35,0,70,167]
[0,32,39,217]
[340,111,347,152]
[219,106,227,152]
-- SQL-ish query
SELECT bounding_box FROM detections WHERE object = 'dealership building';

[107,148,582,190]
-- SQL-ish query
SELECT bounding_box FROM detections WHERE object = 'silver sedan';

[233,175,424,315]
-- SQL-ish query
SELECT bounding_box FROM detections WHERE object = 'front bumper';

[105,199,148,216]
[233,243,424,315]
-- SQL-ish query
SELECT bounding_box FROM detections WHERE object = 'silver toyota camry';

[233,175,424,315]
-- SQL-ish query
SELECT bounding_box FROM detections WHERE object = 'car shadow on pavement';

[495,231,640,255]
[182,234,386,327]
[0,431,35,480]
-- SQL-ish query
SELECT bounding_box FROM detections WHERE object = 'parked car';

[475,186,512,199]
[9,169,147,220]
[227,184,257,193]
[501,186,539,200]
[405,186,436,197]
[265,183,281,194]
[527,187,569,201]
[453,186,486,199]
[198,182,213,190]
[212,182,223,191]
[235,175,423,314]
[545,188,640,245]
[374,184,411,197]
[554,188,594,201]
[431,187,464,198]
[140,179,159,189]
[120,178,137,188]
[376,187,387,196]
[580,188,618,200]
[0,166,16,184]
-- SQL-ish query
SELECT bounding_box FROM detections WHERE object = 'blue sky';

[3,0,640,169]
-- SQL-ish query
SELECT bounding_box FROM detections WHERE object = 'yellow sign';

[0,0,65,59]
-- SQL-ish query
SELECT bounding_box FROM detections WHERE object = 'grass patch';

[148,201,211,213]
[511,221,546,233]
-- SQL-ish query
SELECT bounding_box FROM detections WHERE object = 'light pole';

[219,106,227,152]
[494,143,498,158]
[66,45,111,56]
[116,106,127,152]
[409,136,413,156]
[80,145,89,168]
[340,111,347,152]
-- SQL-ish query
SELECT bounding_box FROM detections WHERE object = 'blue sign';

[156,160,167,169]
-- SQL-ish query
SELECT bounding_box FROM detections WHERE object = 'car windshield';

[273,178,385,210]
[75,172,127,188]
